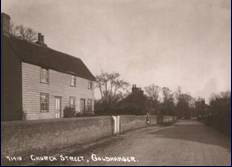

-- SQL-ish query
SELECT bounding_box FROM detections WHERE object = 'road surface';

[42,120,231,166]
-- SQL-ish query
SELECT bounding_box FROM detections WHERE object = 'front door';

[55,97,62,118]
[80,98,85,113]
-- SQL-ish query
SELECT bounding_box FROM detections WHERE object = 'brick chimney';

[132,84,144,95]
[36,33,47,46]
[1,13,10,37]
[132,84,137,94]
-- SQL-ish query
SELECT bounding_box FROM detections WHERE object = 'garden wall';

[1,115,174,158]
[1,116,113,157]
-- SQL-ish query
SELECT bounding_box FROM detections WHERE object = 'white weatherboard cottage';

[2,13,95,120]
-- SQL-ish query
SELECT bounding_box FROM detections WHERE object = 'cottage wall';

[22,62,94,120]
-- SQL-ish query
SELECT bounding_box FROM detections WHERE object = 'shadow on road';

[148,120,230,150]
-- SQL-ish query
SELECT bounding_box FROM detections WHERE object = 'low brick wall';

[1,116,113,157]
[1,115,174,158]
[120,115,147,133]
[164,115,173,122]
[151,115,158,125]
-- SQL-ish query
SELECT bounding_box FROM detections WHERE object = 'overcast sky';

[2,0,231,101]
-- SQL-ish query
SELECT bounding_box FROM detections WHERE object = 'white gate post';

[117,115,120,133]
[112,115,120,135]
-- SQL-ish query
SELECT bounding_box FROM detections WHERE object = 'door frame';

[80,98,86,113]
[55,96,62,118]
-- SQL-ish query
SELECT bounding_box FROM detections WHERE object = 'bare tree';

[162,87,173,102]
[9,22,17,36]
[144,84,161,102]
[176,91,193,119]
[161,87,175,115]
[9,22,37,42]
[173,86,182,105]
[195,97,206,119]
[95,72,129,103]
[144,84,161,113]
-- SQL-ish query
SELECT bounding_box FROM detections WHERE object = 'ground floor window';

[69,96,76,109]
[40,93,49,112]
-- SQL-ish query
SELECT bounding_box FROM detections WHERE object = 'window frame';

[80,98,86,113]
[69,96,76,109]
[70,75,76,87]
[88,81,93,90]
[40,67,49,84]
[40,93,49,112]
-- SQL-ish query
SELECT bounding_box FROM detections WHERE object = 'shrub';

[202,92,231,136]
[75,112,84,117]
[63,106,76,118]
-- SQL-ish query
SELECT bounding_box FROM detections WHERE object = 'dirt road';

[40,120,231,166]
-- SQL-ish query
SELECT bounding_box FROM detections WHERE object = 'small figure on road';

[146,112,151,125]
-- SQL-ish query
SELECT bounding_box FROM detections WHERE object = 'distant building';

[2,13,96,121]
[131,84,145,96]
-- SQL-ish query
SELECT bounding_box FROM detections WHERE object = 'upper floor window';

[88,81,93,90]
[70,75,76,87]
[69,96,76,109]
[40,68,49,83]
[40,93,49,112]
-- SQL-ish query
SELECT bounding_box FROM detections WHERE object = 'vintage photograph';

[1,0,231,166]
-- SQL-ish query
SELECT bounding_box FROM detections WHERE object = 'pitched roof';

[3,35,96,81]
